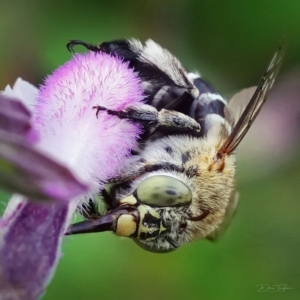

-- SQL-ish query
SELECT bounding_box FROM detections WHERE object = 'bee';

[65,39,283,253]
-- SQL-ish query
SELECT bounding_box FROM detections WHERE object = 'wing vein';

[218,46,284,156]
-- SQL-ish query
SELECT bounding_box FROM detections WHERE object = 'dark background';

[0,1,300,299]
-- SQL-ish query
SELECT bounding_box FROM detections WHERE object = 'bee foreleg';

[157,108,200,132]
[93,104,201,133]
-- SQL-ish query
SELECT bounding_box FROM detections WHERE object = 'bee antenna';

[188,210,210,222]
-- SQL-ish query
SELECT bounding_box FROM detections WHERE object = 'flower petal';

[3,78,38,111]
[0,132,88,202]
[0,199,69,300]
[0,94,32,136]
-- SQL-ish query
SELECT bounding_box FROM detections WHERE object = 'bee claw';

[92,105,106,118]
[66,40,100,53]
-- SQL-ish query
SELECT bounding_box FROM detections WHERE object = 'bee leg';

[67,40,101,53]
[93,104,201,134]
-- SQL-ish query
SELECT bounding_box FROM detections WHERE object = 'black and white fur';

[68,38,227,138]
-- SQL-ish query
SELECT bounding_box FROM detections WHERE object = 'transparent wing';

[218,47,284,156]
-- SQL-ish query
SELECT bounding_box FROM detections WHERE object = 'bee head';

[66,175,195,252]
[113,167,235,252]
[127,175,193,252]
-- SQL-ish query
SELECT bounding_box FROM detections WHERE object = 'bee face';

[110,131,236,252]
[66,39,283,252]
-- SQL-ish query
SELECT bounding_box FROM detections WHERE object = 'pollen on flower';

[33,52,144,192]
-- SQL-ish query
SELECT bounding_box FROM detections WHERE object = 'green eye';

[136,175,192,207]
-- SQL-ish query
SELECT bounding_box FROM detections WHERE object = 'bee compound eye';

[115,214,138,237]
[136,175,192,207]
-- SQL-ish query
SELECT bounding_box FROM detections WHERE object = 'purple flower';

[0,53,143,299]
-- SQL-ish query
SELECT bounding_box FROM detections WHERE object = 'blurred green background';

[1,0,300,299]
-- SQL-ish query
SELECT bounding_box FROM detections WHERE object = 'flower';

[0,53,143,300]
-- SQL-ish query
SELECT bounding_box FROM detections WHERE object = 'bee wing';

[218,47,284,156]
[225,86,257,126]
